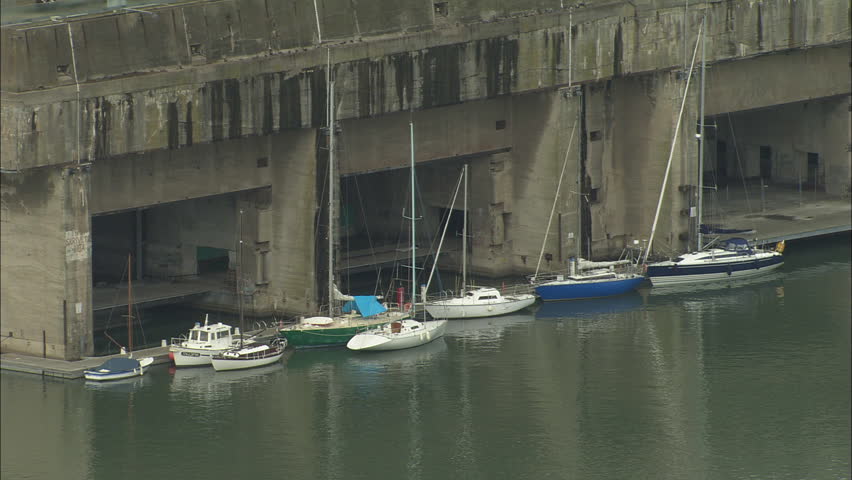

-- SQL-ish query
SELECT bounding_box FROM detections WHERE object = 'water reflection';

[169,358,289,403]
[345,338,448,371]
[85,373,152,393]
[444,312,534,338]
[534,293,644,319]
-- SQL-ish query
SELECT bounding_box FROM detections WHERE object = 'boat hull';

[211,351,285,371]
[84,357,154,382]
[347,320,447,351]
[279,312,409,348]
[424,295,536,319]
[170,347,227,367]
[647,255,783,286]
[534,276,644,301]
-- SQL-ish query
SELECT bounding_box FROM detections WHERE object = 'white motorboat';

[347,319,447,351]
[211,338,287,371]
[424,287,536,319]
[169,315,250,367]
[84,356,154,381]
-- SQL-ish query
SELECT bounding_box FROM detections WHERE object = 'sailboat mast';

[127,253,132,353]
[328,81,335,318]
[696,15,706,251]
[409,121,416,313]
[642,20,703,265]
[237,208,244,348]
[462,163,468,295]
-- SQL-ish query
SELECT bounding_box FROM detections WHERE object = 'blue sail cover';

[342,296,387,318]
[97,357,140,372]
[723,237,751,251]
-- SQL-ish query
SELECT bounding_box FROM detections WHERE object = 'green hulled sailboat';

[279,79,408,348]
[279,296,408,348]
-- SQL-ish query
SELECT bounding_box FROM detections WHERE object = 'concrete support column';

[507,89,582,276]
[822,96,851,197]
[62,167,93,359]
[0,165,92,360]
[606,71,697,258]
[266,129,319,316]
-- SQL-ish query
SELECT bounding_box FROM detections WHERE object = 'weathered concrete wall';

[1,166,92,359]
[88,134,275,215]
[3,1,848,171]
[704,46,851,116]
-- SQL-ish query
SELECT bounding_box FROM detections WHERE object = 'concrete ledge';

[0,346,172,380]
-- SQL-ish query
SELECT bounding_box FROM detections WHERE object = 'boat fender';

[726,266,732,276]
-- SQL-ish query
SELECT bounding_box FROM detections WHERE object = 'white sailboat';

[347,319,447,351]
[424,164,536,318]
[348,122,446,351]
[84,254,154,382]
[644,17,784,286]
[211,209,286,371]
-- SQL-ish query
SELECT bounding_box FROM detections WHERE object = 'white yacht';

[646,238,784,286]
[169,315,249,367]
[425,287,535,319]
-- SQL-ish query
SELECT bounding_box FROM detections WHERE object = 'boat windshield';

[199,331,209,342]
[673,257,684,263]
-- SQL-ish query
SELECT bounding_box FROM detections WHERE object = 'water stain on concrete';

[1,168,55,213]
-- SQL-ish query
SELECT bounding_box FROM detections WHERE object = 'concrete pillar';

[265,129,319,316]
[604,71,696,258]
[0,165,92,360]
[506,88,582,275]
[822,96,851,197]
[63,167,93,359]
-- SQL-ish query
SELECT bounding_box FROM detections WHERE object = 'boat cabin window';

[199,331,209,342]
[191,331,200,341]
[478,295,498,300]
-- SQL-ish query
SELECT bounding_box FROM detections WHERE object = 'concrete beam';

[2,1,848,171]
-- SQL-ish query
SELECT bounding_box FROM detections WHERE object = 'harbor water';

[2,235,850,480]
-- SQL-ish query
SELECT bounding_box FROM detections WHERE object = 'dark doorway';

[92,211,137,284]
[807,152,820,189]
[759,146,772,180]
[197,246,230,274]
[436,207,466,246]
